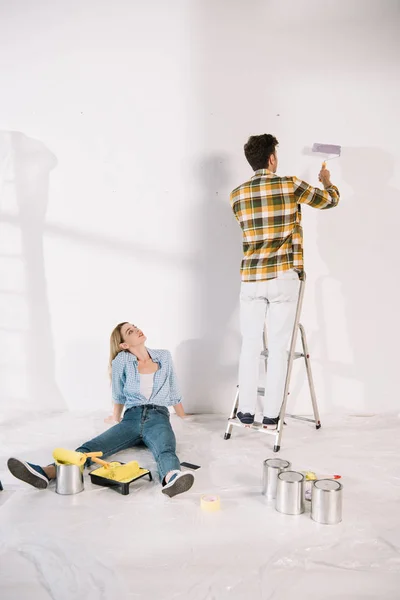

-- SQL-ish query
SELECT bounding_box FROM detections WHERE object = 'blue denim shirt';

[111,348,182,409]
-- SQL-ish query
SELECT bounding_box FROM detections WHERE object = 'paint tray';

[89,462,152,496]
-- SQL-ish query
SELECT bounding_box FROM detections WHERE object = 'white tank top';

[140,373,154,400]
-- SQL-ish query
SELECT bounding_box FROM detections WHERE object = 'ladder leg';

[224,387,239,440]
[273,334,298,452]
[299,323,321,429]
[273,276,305,452]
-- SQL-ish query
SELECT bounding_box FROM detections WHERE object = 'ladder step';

[228,418,276,436]
[285,414,317,424]
[261,351,304,360]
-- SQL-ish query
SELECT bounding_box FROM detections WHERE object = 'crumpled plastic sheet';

[1,411,400,599]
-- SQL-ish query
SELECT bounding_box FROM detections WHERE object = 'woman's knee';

[146,440,177,459]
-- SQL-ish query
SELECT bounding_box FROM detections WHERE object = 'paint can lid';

[264,458,290,469]
[278,470,304,483]
[314,479,342,491]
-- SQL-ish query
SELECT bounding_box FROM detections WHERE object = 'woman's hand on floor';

[104,415,119,425]
[179,414,194,422]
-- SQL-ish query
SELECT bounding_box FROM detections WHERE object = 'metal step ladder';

[224,273,321,452]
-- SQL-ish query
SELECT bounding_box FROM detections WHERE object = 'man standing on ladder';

[230,134,340,428]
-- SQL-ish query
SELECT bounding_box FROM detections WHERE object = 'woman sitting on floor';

[7,322,194,498]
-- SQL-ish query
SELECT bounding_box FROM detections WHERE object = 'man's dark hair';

[244,134,279,171]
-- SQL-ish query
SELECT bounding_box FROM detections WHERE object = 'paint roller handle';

[91,456,111,469]
[85,452,103,458]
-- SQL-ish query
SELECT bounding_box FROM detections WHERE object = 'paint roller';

[53,448,143,482]
[89,460,144,482]
[312,143,341,169]
[53,448,102,466]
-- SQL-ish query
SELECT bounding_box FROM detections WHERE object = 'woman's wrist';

[174,403,186,417]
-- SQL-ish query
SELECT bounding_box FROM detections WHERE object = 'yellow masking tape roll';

[200,494,221,512]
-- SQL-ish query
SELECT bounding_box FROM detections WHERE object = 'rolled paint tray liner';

[89,462,152,495]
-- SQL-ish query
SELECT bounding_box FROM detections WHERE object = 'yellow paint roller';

[52,448,103,466]
[53,448,144,482]
[90,459,142,482]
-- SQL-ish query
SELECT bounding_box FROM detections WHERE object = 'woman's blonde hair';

[109,322,128,379]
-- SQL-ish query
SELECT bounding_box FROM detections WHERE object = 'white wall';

[1,0,399,420]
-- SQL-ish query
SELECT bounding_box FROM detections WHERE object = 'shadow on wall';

[316,147,400,413]
[0,136,224,418]
[0,131,66,415]
[176,154,242,413]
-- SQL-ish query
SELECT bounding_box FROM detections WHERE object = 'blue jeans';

[76,405,180,482]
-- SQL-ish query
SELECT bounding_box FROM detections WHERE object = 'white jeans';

[238,270,300,418]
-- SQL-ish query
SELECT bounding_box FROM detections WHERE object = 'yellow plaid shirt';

[230,169,340,282]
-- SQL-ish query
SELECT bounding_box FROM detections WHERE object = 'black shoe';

[237,412,255,425]
[7,458,50,489]
[262,416,279,429]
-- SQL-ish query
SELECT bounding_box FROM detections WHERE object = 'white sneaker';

[161,470,194,498]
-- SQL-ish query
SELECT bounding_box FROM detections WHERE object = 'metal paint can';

[56,464,84,495]
[262,458,291,499]
[276,471,305,515]
[311,479,342,524]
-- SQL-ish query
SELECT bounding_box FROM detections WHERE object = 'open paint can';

[262,458,291,499]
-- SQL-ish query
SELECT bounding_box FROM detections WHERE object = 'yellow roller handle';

[91,456,111,469]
